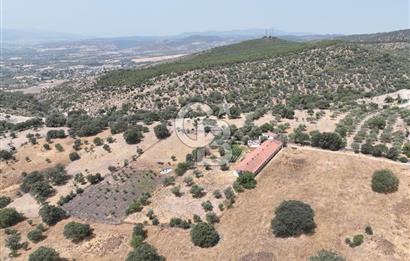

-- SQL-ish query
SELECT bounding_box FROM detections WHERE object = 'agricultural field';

[63,169,161,224]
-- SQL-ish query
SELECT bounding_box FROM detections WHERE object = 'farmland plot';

[63,168,162,224]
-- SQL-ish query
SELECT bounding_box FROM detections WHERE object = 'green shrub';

[46,130,66,139]
[171,186,182,197]
[5,228,18,235]
[57,191,76,206]
[86,173,103,184]
[352,234,364,247]
[201,201,213,211]
[310,132,344,151]
[365,225,373,235]
[170,217,191,229]
[43,143,51,150]
[69,151,80,161]
[309,250,345,261]
[63,221,92,241]
[205,212,219,224]
[146,209,155,220]
[193,214,202,223]
[0,208,24,228]
[236,171,256,189]
[175,162,189,176]
[367,116,386,129]
[212,190,222,199]
[133,223,147,238]
[184,176,194,186]
[126,244,165,261]
[371,169,399,193]
[29,246,60,261]
[190,222,220,248]
[30,181,54,200]
[271,200,316,237]
[163,176,175,186]
[44,165,68,185]
[123,128,143,144]
[0,149,13,160]
[399,156,408,163]
[126,200,143,215]
[154,124,170,139]
[27,228,44,243]
[39,205,67,225]
[45,113,66,127]
[20,171,44,193]
[0,196,12,208]
[5,233,23,250]
[36,223,47,232]
[103,144,111,152]
[93,137,103,146]
[223,187,235,200]
[55,143,64,152]
[190,184,205,198]
[139,192,151,205]
[232,180,244,192]
[152,218,159,226]
[130,235,144,248]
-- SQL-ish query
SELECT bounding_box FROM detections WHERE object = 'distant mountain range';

[2,28,86,44]
[2,28,408,49]
[2,27,340,46]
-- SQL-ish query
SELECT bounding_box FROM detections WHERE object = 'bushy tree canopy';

[45,113,66,127]
[371,169,399,193]
[236,171,257,189]
[310,132,344,151]
[123,128,143,144]
[271,200,316,237]
[63,221,92,241]
[154,124,170,139]
[29,247,60,261]
[190,222,220,248]
[39,205,67,225]
[0,208,24,228]
[126,244,165,261]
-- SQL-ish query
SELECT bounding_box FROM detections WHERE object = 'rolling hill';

[338,29,410,43]
[95,38,337,88]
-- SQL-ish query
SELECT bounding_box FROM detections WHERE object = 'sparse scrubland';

[0,30,409,260]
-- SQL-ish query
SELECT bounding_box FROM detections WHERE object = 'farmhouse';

[234,139,283,176]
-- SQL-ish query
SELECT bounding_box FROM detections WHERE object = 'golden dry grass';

[144,147,410,260]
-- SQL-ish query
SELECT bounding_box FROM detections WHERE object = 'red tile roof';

[235,139,282,175]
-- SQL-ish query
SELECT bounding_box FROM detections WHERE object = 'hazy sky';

[3,0,409,37]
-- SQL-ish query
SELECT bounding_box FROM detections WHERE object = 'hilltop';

[95,37,336,88]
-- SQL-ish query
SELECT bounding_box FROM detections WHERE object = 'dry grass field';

[144,147,410,261]
[0,217,134,261]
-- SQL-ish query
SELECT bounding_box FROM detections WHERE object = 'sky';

[2,0,409,37]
